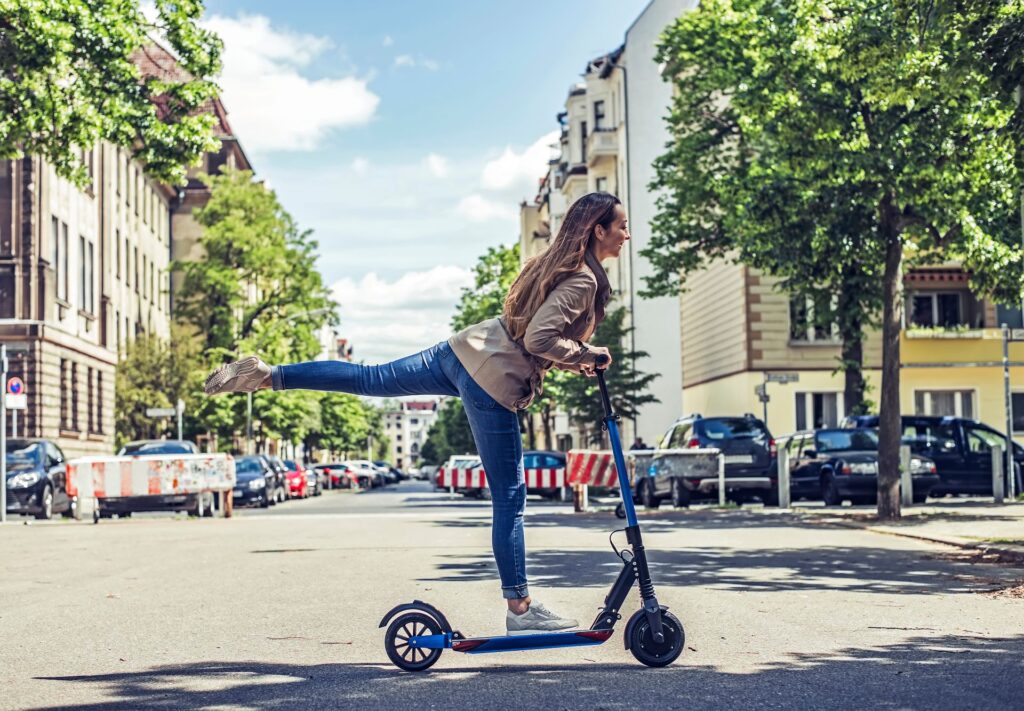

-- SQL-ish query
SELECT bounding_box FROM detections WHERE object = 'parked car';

[842,415,1024,496]
[783,428,940,505]
[643,414,777,507]
[107,439,212,517]
[118,439,198,455]
[418,464,437,483]
[4,439,73,520]
[296,462,322,496]
[283,460,309,498]
[342,460,378,488]
[523,450,567,500]
[437,455,482,494]
[232,455,273,508]
[374,460,405,482]
[259,455,288,503]
[313,463,351,489]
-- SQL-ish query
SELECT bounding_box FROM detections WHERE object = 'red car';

[283,460,309,498]
[313,463,352,489]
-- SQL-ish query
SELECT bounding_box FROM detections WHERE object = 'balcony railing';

[586,127,619,166]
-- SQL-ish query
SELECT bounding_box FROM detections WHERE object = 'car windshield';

[700,418,768,443]
[284,460,298,471]
[121,442,192,455]
[816,429,878,452]
[235,457,264,476]
[5,441,42,465]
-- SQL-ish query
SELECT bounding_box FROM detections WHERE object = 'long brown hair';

[503,192,617,341]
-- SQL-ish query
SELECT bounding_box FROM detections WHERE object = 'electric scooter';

[379,358,685,670]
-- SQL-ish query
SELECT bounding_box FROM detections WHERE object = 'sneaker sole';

[204,356,264,395]
[506,626,579,636]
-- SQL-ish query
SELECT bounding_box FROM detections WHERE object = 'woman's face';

[594,204,630,260]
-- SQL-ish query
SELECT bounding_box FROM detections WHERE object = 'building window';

[87,367,94,433]
[594,100,606,130]
[795,392,843,430]
[580,121,588,162]
[134,170,139,215]
[134,246,139,293]
[116,310,121,350]
[115,229,121,280]
[142,255,148,299]
[96,372,104,433]
[914,389,974,418]
[908,292,963,328]
[52,219,69,302]
[78,236,86,308]
[595,176,608,193]
[60,359,70,429]
[71,362,79,431]
[150,262,155,303]
[410,418,419,425]
[78,237,94,313]
[789,294,837,342]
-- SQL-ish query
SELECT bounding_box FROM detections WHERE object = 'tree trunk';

[541,405,552,450]
[878,215,903,521]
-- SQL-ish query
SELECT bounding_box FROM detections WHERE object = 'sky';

[200,0,649,362]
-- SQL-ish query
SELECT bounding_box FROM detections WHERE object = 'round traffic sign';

[7,376,24,395]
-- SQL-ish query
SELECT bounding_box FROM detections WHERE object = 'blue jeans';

[272,341,529,600]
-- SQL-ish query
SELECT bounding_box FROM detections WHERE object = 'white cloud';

[480,130,560,193]
[455,194,516,222]
[424,153,448,178]
[382,35,394,47]
[204,13,380,152]
[393,54,440,71]
[351,157,369,174]
[331,266,474,363]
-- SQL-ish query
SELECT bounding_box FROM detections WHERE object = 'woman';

[204,192,630,634]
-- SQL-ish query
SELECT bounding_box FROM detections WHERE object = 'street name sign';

[146,407,177,417]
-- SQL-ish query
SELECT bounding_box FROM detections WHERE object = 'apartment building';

[681,263,1024,441]
[383,400,438,470]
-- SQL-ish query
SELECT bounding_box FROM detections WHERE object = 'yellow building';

[681,262,1024,442]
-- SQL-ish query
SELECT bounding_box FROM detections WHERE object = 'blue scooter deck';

[450,628,613,654]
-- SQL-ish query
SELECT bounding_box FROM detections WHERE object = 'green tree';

[558,307,659,446]
[649,0,1024,519]
[0,0,223,186]
[420,399,477,465]
[114,325,202,449]
[306,393,388,460]
[450,243,520,332]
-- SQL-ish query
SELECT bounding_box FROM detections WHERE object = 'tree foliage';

[0,0,223,186]
[556,306,659,445]
[420,399,477,465]
[650,0,1024,519]
[450,243,520,332]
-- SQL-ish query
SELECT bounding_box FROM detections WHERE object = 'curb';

[809,514,1024,564]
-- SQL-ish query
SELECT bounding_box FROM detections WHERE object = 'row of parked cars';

[231,457,406,508]
[638,413,1024,508]
[427,451,569,500]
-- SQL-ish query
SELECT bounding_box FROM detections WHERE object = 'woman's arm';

[522,272,597,367]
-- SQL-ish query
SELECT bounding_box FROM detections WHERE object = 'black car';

[642,414,777,507]
[842,415,1024,496]
[232,456,273,508]
[4,439,73,520]
[260,454,288,503]
[374,460,405,482]
[784,428,940,505]
[118,439,198,455]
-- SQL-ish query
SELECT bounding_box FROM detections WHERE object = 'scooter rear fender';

[378,599,453,633]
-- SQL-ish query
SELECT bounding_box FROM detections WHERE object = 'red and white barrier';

[437,467,566,490]
[67,454,236,519]
[566,450,620,487]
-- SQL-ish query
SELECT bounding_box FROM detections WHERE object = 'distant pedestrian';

[204,192,629,635]
[631,437,650,451]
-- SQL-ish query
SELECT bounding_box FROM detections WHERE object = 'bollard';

[899,445,913,507]
[777,444,791,508]
[992,444,1005,504]
[717,451,726,507]
[573,483,588,513]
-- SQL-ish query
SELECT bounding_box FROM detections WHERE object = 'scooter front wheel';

[385,612,443,672]
[627,609,684,667]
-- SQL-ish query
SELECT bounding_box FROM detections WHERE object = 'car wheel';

[61,496,77,519]
[911,492,928,504]
[260,492,270,508]
[670,478,690,508]
[35,485,54,520]
[642,479,661,509]
[821,474,842,506]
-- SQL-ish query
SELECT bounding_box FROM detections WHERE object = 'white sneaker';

[506,602,578,635]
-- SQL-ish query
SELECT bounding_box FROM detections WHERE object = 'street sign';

[7,376,24,395]
[765,373,800,384]
[754,384,770,403]
[4,393,26,409]
[145,407,177,417]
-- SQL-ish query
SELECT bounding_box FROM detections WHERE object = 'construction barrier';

[437,466,567,490]
[67,453,236,521]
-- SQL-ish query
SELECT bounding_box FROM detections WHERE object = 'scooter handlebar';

[594,353,611,369]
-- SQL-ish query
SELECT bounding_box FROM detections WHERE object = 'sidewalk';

[792,499,1024,562]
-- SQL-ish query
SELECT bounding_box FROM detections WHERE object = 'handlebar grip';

[594,353,611,368]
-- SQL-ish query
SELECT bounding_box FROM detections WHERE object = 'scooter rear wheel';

[385,612,443,671]
[627,609,685,667]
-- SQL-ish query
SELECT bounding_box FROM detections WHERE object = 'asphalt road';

[1,481,1022,710]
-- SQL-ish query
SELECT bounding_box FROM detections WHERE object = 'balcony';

[586,127,619,167]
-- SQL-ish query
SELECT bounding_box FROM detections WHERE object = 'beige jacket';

[449,267,600,411]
